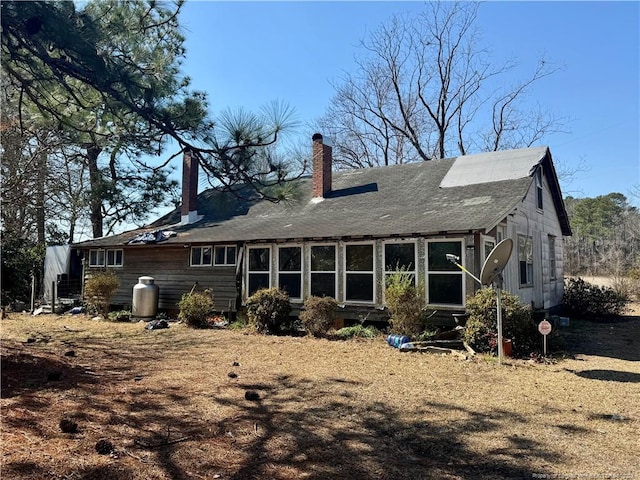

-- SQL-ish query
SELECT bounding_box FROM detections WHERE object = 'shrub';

[300,296,337,337]
[334,325,377,339]
[178,290,215,328]
[245,287,292,334]
[462,288,537,357]
[562,278,629,319]
[385,267,425,337]
[108,310,131,322]
[84,272,119,317]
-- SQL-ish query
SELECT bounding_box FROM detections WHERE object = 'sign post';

[538,319,552,356]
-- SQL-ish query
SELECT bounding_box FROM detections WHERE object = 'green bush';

[334,325,377,340]
[300,296,337,337]
[462,288,537,357]
[84,272,119,317]
[385,268,425,337]
[245,287,292,334]
[178,290,215,328]
[562,278,629,319]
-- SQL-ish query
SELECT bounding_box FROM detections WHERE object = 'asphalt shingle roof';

[76,146,569,248]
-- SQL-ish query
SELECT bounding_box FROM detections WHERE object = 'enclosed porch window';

[427,240,464,306]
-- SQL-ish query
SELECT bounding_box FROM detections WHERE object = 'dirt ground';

[1,306,639,480]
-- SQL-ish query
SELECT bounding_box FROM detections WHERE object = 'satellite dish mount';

[446,238,513,365]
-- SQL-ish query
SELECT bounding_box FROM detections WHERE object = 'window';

[483,238,495,262]
[344,243,375,302]
[548,235,556,281]
[518,235,534,286]
[89,249,105,267]
[427,240,463,306]
[535,167,543,210]
[191,246,212,266]
[310,244,337,298]
[248,247,270,296]
[384,241,416,286]
[214,245,237,266]
[106,249,123,267]
[278,246,302,299]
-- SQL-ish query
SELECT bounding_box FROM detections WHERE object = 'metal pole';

[543,334,547,356]
[496,285,503,365]
[30,274,36,313]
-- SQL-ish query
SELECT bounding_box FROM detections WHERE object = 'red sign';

[538,320,552,335]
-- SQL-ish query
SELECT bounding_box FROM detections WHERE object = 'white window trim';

[277,244,303,301]
[481,235,496,263]
[308,243,338,299]
[425,238,466,308]
[214,245,237,266]
[535,167,544,211]
[549,235,557,281]
[518,234,534,287]
[190,245,213,267]
[246,245,272,296]
[343,241,376,304]
[382,239,418,303]
[89,249,105,267]
[106,249,124,267]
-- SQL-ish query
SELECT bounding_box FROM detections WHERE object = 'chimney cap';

[312,133,323,142]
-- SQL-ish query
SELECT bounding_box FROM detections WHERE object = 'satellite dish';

[480,238,513,286]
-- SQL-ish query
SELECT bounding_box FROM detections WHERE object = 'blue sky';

[175,1,639,203]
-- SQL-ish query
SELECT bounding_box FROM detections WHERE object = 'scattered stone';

[244,390,260,401]
[134,375,143,382]
[26,337,36,344]
[95,438,114,455]
[232,361,240,366]
[145,319,169,330]
[228,372,238,379]
[59,417,78,434]
[64,350,76,357]
[47,371,63,381]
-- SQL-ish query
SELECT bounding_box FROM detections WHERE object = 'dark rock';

[95,438,114,455]
[228,372,238,378]
[244,390,260,401]
[64,350,76,357]
[232,361,240,366]
[26,337,36,344]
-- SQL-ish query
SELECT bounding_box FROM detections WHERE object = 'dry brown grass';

[1,310,639,480]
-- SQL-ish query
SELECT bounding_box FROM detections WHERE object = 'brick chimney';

[181,149,200,224]
[312,133,332,199]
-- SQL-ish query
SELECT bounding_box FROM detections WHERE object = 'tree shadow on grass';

[562,316,640,362]
[1,337,561,480]
[575,369,640,383]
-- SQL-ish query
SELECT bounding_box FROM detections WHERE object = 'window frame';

[425,238,465,307]
[106,249,123,267]
[246,245,272,297]
[308,243,338,299]
[277,244,303,301]
[382,240,418,303]
[535,166,544,211]
[190,246,213,267]
[214,245,237,266]
[343,241,376,304]
[548,235,557,281]
[89,249,105,267]
[518,234,534,287]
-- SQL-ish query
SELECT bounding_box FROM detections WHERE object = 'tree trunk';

[87,146,103,239]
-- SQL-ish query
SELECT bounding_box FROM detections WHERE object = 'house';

[72,133,571,322]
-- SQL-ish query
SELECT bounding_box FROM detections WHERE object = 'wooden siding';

[504,171,565,311]
[85,245,238,313]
